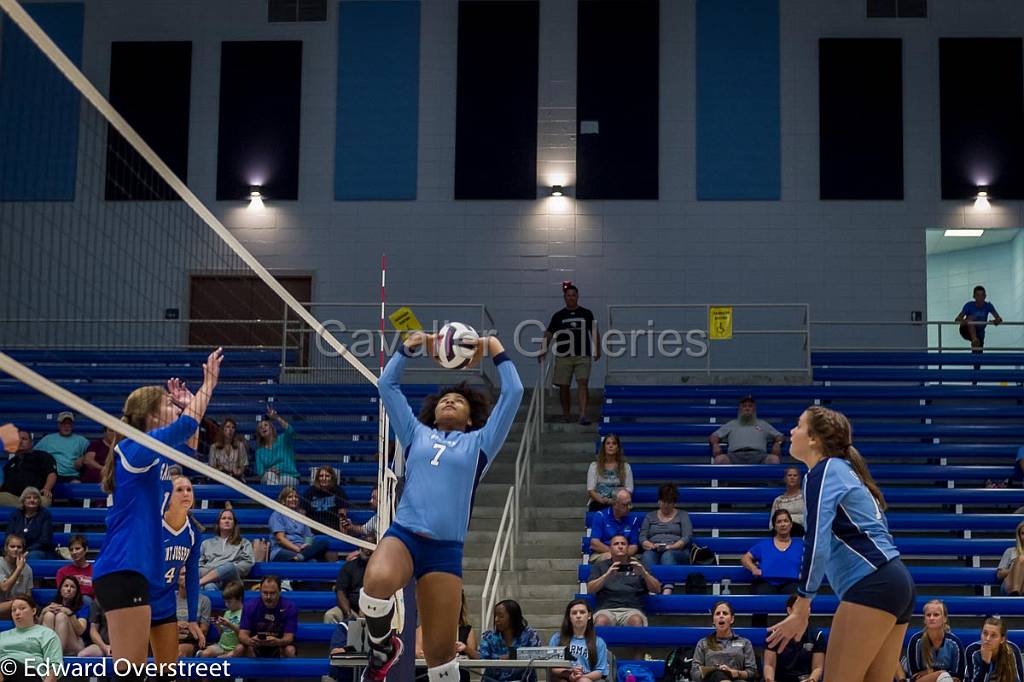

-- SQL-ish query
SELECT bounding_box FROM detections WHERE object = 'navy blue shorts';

[384,523,464,579]
[842,557,916,624]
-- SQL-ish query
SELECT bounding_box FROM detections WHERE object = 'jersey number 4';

[165,568,177,584]
[431,444,446,466]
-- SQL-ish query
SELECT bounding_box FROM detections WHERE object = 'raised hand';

[167,378,194,408]
[203,347,224,389]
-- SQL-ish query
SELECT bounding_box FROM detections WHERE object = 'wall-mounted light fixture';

[248,186,265,210]
[550,185,564,197]
[944,229,985,237]
[974,187,990,210]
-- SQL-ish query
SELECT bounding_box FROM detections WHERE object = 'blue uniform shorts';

[384,522,464,579]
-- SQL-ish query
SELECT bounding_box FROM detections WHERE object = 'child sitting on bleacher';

[199,581,245,658]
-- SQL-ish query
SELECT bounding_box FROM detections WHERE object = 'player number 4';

[165,568,176,584]
[431,444,446,466]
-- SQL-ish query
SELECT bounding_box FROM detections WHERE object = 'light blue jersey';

[381,348,523,543]
[93,416,198,595]
[151,516,200,622]
[548,632,609,675]
[798,457,900,600]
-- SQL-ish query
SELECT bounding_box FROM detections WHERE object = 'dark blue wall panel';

[696,0,780,200]
[334,1,420,201]
[0,3,84,201]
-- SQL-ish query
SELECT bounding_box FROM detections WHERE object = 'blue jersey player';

[767,406,916,682]
[359,332,523,682]
[150,473,203,667]
[92,348,222,674]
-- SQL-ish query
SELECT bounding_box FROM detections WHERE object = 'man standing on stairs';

[539,282,600,425]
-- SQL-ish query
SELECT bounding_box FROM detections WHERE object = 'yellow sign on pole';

[388,307,423,340]
[709,307,733,341]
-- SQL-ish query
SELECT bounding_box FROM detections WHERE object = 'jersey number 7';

[431,444,446,466]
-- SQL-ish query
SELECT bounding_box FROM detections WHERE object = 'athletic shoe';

[362,634,404,682]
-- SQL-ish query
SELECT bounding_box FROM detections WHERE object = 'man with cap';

[0,429,57,507]
[36,411,88,483]
[709,396,783,465]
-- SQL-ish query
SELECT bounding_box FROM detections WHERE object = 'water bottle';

[625,673,636,682]
[721,578,731,595]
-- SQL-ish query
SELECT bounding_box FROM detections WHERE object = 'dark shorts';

[842,557,916,624]
[94,570,149,612]
[383,522,464,579]
[152,613,177,627]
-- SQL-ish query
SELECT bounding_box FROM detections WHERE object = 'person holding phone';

[639,483,692,595]
[586,535,660,628]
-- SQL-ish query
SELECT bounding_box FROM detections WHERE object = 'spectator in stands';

[640,483,692,594]
[208,417,248,481]
[742,509,803,629]
[415,592,478,681]
[198,508,255,590]
[586,434,634,512]
[255,407,300,486]
[741,509,803,596]
[709,396,783,465]
[540,282,600,425]
[40,575,89,655]
[955,285,1003,353]
[8,487,54,560]
[0,594,63,682]
[964,616,1022,682]
[769,466,805,533]
[325,534,374,624]
[55,534,93,600]
[348,486,378,539]
[0,533,32,618]
[0,429,57,508]
[899,599,965,682]
[269,486,330,562]
[78,598,110,657]
[80,426,116,485]
[36,411,89,483]
[549,598,609,681]
[176,569,211,657]
[588,534,660,628]
[589,488,641,562]
[763,594,825,682]
[691,601,758,682]
[199,581,246,658]
[302,465,349,529]
[997,520,1024,595]
[479,598,542,682]
[238,575,298,658]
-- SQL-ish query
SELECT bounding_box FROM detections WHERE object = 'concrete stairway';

[462,389,602,638]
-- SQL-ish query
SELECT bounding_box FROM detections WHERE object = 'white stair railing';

[480,360,548,628]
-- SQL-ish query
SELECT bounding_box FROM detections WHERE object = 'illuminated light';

[551,185,564,197]
[944,229,985,237]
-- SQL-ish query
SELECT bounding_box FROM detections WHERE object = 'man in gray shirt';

[710,396,783,464]
[587,535,661,627]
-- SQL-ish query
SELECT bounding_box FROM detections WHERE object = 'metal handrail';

[811,319,1024,352]
[480,360,548,628]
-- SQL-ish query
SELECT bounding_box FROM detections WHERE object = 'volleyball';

[435,322,479,369]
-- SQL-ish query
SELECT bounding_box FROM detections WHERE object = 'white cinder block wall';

[18,0,1024,381]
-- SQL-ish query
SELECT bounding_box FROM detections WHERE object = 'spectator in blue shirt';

[589,488,640,562]
[741,509,803,629]
[549,599,609,681]
[478,599,541,682]
[956,285,1002,352]
[268,487,329,562]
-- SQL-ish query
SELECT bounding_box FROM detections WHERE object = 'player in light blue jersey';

[92,348,222,674]
[359,332,523,682]
[150,473,204,667]
[767,406,915,682]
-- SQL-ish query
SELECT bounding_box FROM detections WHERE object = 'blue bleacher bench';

[5,507,373,526]
[811,351,1024,367]
[5,349,295,365]
[604,384,1024,401]
[622,486,1024,505]
[584,511,1024,533]
[813,367,1024,383]
[598,626,1024,648]
[52,483,374,502]
[618,442,1019,459]
[52,532,361,553]
[627,464,1017,482]
[584,535,1011,557]
[603,403,1024,420]
[28,560,350,581]
[600,422,1024,439]
[577,564,998,586]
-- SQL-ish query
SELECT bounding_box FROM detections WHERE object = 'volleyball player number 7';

[358,332,523,682]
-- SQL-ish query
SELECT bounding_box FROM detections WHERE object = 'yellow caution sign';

[709,307,733,341]
[388,307,423,340]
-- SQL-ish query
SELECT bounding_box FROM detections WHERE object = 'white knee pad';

[358,589,394,618]
[936,673,953,682]
[427,658,459,682]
